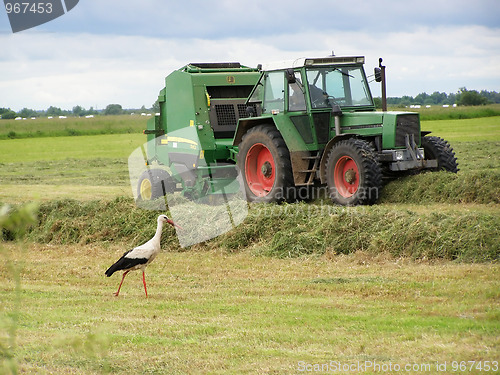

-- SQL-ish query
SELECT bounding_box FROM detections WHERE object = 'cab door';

[285,69,323,186]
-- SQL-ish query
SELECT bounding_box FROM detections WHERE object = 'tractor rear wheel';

[421,136,458,173]
[137,169,175,202]
[238,125,294,203]
[325,138,382,206]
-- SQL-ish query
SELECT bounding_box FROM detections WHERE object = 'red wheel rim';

[245,143,275,197]
[334,156,359,197]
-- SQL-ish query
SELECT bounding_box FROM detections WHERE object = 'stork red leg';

[114,270,130,296]
[142,271,148,297]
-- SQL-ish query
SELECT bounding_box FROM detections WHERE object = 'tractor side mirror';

[285,68,296,84]
[374,67,382,82]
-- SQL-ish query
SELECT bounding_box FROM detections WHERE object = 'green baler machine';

[140,63,261,201]
[138,57,458,205]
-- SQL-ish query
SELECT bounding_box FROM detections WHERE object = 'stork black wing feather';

[105,250,148,277]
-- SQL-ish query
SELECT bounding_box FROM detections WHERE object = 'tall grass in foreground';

[0,203,38,374]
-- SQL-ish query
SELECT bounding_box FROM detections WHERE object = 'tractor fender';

[233,117,276,146]
[319,133,362,184]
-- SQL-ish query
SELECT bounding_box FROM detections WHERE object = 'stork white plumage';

[105,214,181,297]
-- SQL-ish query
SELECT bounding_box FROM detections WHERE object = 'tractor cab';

[246,56,375,117]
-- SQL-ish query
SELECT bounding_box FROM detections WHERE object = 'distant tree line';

[380,88,500,108]
[0,104,154,120]
[1,88,498,119]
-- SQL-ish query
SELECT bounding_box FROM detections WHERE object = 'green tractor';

[138,57,458,206]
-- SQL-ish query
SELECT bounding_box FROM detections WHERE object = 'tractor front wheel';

[325,138,382,206]
[421,136,458,173]
[238,125,294,203]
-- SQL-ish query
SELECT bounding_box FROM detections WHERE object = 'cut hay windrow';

[20,197,500,262]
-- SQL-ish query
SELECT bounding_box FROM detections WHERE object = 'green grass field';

[421,116,500,142]
[0,115,146,140]
[0,116,498,203]
[0,133,144,163]
[1,112,499,374]
[1,243,499,374]
[400,103,500,121]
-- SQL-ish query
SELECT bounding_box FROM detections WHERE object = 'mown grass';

[0,115,146,140]
[380,138,500,205]
[21,197,499,262]
[1,242,499,374]
[380,170,500,205]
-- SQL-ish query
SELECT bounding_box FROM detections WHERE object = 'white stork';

[105,214,181,297]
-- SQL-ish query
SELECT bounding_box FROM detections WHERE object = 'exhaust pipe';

[375,58,387,112]
[331,104,342,136]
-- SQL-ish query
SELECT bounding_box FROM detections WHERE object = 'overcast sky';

[1,0,499,111]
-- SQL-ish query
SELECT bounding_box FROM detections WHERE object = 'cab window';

[288,71,306,112]
[263,72,284,113]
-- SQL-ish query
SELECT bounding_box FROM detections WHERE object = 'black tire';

[237,125,294,203]
[325,138,382,206]
[137,169,175,202]
[421,136,459,173]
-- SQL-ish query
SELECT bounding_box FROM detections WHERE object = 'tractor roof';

[261,56,365,71]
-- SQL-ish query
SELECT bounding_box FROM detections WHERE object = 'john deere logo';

[4,0,79,33]
[227,76,235,84]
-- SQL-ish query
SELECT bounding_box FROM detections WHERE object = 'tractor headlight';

[395,150,404,160]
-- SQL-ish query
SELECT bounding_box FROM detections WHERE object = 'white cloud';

[28,0,500,38]
[1,22,499,111]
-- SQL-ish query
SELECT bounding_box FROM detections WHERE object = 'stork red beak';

[167,219,183,230]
